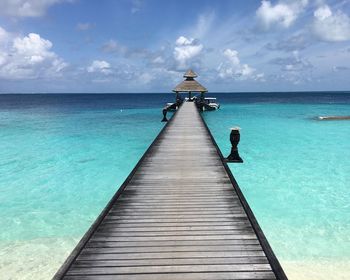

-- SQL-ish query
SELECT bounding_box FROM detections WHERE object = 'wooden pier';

[54,102,287,280]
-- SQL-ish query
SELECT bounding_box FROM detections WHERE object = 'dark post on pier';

[54,72,287,280]
[226,127,244,163]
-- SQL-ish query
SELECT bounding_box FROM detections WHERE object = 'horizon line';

[0,90,349,95]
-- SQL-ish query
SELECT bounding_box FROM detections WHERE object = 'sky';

[0,0,349,93]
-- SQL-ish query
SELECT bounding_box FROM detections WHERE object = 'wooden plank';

[107,211,244,216]
[102,216,248,223]
[107,212,244,218]
[86,239,260,248]
[91,234,258,241]
[72,256,269,267]
[100,223,250,228]
[111,205,244,210]
[120,190,235,194]
[63,271,276,280]
[99,224,251,230]
[112,201,240,206]
[79,245,263,255]
[117,197,236,201]
[66,264,272,275]
[77,250,267,261]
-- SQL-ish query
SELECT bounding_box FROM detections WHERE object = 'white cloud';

[271,50,313,72]
[76,22,92,31]
[87,60,112,75]
[256,73,265,81]
[269,50,313,84]
[0,26,9,40]
[333,66,349,72]
[152,56,165,64]
[173,36,203,69]
[241,64,255,76]
[218,48,263,81]
[0,27,67,80]
[256,0,308,30]
[312,5,350,42]
[102,39,128,54]
[139,72,154,84]
[223,49,240,66]
[265,33,311,52]
[194,11,215,39]
[131,0,142,14]
[314,5,332,21]
[14,33,52,56]
[0,27,10,67]
[0,0,67,17]
[0,27,11,51]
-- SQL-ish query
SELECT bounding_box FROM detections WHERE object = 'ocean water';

[0,92,349,279]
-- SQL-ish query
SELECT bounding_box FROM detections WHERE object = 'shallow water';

[0,93,349,279]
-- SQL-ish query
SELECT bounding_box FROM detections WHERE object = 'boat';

[202,97,220,111]
[317,116,350,120]
[164,102,178,112]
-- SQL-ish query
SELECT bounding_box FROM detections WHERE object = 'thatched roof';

[183,69,197,78]
[173,70,207,93]
[173,80,207,93]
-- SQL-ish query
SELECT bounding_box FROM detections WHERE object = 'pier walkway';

[54,102,287,280]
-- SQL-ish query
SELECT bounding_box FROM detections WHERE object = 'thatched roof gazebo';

[173,70,207,100]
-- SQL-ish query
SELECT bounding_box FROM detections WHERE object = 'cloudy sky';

[0,0,349,93]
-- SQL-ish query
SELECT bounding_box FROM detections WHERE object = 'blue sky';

[0,0,349,93]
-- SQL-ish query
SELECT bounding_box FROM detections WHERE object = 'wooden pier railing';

[54,101,287,280]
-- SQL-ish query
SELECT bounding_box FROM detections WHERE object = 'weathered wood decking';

[54,102,287,280]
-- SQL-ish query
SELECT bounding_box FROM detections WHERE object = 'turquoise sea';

[0,93,349,279]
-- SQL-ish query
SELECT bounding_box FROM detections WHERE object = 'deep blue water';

[1,92,349,110]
